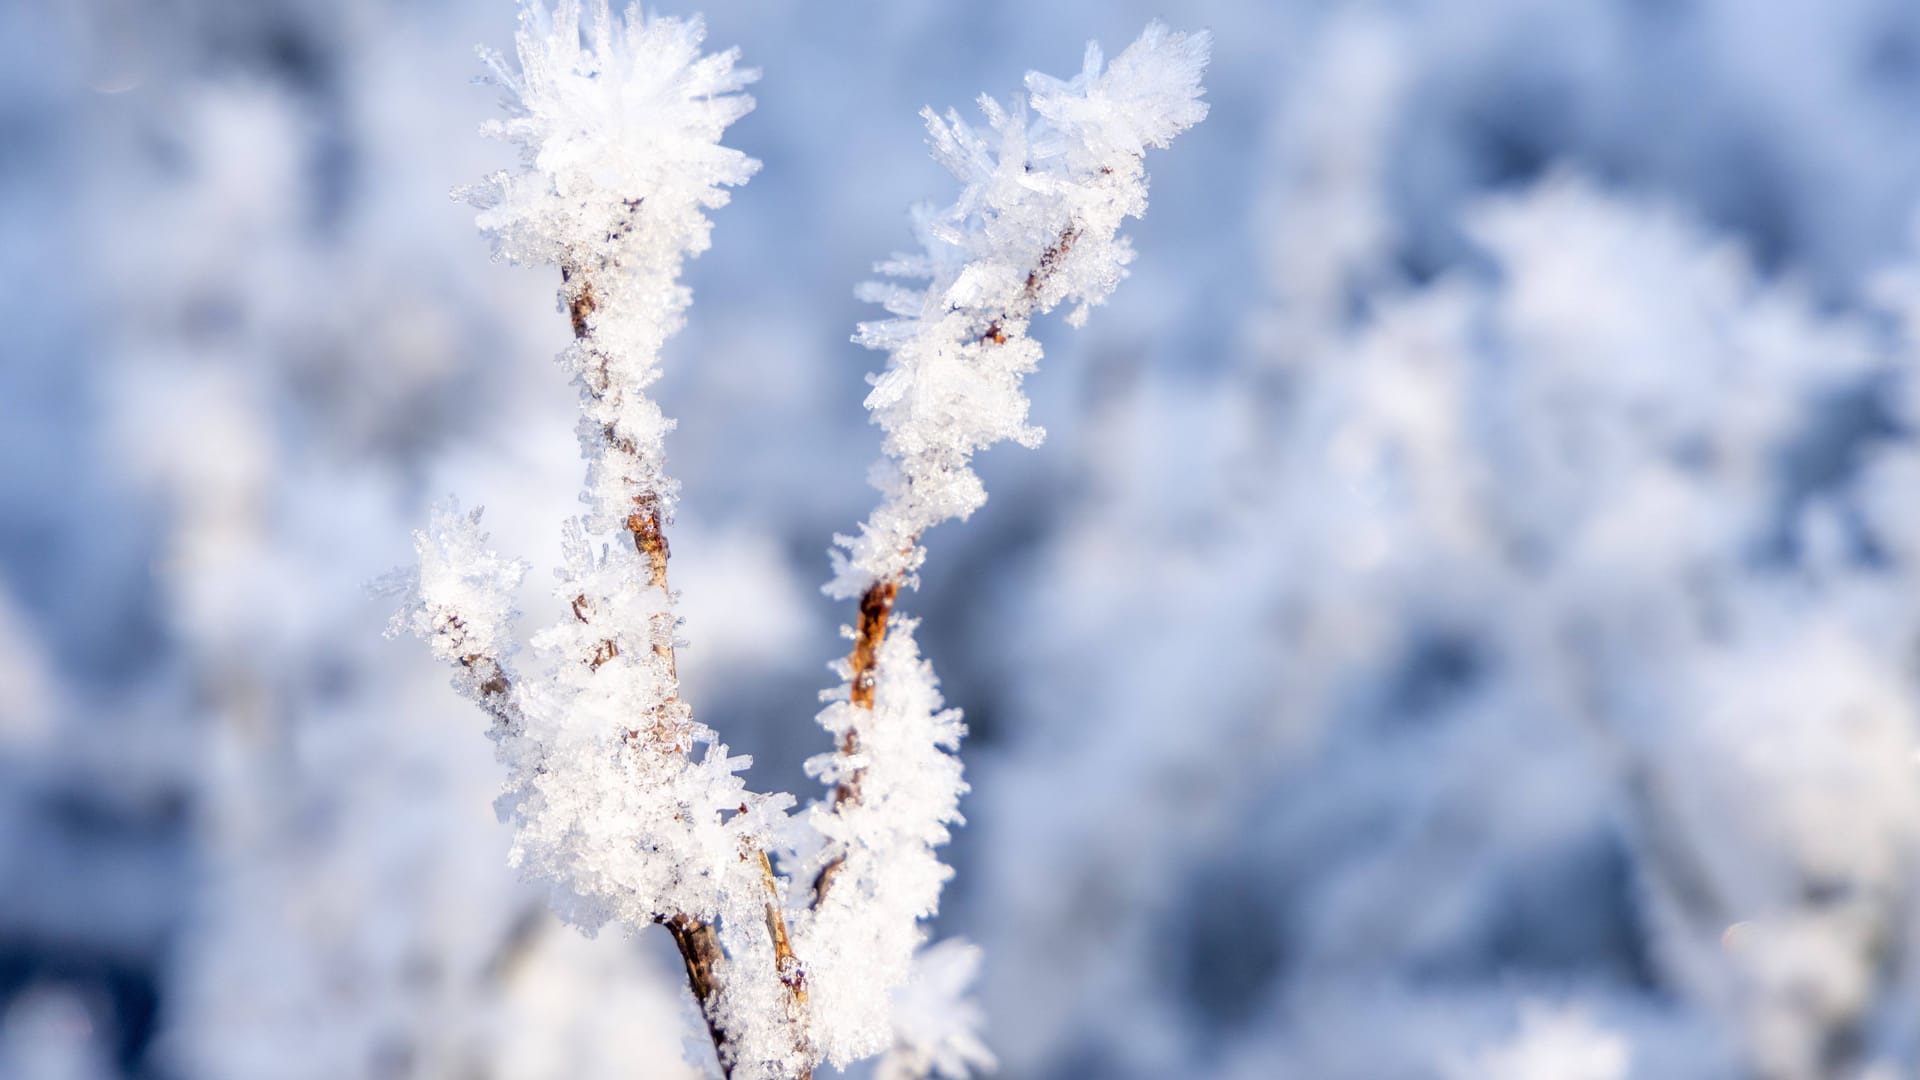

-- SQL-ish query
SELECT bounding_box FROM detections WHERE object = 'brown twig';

[760,850,809,1006]
[446,609,522,744]
[665,913,735,1068]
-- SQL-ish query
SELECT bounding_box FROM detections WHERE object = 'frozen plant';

[392,2,1207,1077]
[797,18,1209,1070]
[402,2,800,1073]
[824,19,1213,599]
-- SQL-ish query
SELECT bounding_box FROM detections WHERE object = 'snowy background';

[8,0,1920,1077]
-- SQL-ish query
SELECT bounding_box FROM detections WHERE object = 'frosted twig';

[396,4,808,1077]
[822,20,1213,602]
[811,20,1212,893]
[792,21,1210,1070]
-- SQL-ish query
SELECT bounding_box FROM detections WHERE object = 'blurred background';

[8,0,1920,1077]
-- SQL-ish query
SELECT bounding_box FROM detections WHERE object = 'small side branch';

[812,227,1077,909]
[455,647,523,743]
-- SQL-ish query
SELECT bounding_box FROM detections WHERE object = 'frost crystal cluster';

[793,21,1209,1070]
[393,3,1206,1077]
[830,21,1211,597]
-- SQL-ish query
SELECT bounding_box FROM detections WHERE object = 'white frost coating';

[471,0,759,267]
[397,6,808,1078]
[471,0,759,533]
[793,619,970,1065]
[397,503,528,678]
[510,523,789,931]
[827,21,1211,598]
[790,23,1210,1071]
[410,0,781,928]
[877,939,999,1080]
[395,509,787,937]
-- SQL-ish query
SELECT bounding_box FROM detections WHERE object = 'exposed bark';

[665,913,736,1074]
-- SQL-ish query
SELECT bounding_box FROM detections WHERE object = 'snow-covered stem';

[812,19,1212,897]
[812,26,1211,885]
[570,251,807,1076]
[396,4,809,1076]
[791,20,1209,1070]
[823,20,1212,602]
